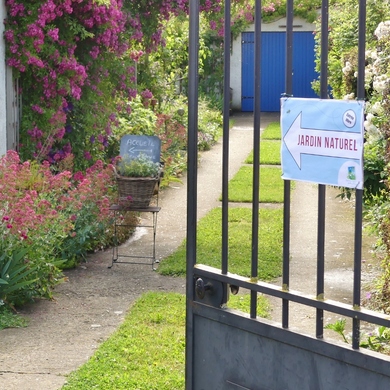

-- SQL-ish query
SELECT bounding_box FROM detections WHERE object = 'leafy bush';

[0,248,37,307]
[197,97,223,151]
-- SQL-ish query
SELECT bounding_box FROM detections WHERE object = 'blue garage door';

[241,31,318,112]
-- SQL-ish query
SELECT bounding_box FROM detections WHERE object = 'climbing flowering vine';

[3,0,222,170]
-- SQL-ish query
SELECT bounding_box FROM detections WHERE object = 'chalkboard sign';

[119,135,161,163]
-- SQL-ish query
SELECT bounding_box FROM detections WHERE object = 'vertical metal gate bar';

[316,0,329,339]
[282,0,294,329]
[221,0,231,277]
[250,0,262,319]
[186,0,200,386]
[352,0,366,350]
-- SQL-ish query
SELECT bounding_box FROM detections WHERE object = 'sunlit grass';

[158,207,283,279]
[228,166,284,203]
[261,122,281,140]
[63,291,270,389]
[245,140,281,165]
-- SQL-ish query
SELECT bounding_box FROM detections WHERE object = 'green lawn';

[261,121,281,140]
[245,140,281,165]
[227,166,284,203]
[63,292,186,390]
[158,207,283,280]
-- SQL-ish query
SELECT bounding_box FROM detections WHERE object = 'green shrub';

[0,248,38,307]
[197,97,223,151]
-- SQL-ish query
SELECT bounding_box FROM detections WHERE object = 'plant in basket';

[116,154,161,208]
[117,154,160,178]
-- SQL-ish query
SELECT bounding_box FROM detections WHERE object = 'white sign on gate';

[280,97,365,189]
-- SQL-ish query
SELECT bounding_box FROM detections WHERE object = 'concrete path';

[0,112,379,389]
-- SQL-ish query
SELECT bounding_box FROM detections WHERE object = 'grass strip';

[245,140,281,165]
[227,166,283,203]
[62,291,269,389]
[261,122,281,140]
[158,207,283,279]
[63,292,186,390]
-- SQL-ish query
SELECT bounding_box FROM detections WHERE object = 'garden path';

[0,113,379,390]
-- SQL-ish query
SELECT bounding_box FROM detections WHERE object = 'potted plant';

[115,153,162,208]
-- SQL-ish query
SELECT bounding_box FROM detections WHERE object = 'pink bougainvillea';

[4,0,223,171]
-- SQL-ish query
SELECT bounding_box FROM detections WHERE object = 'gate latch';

[195,278,211,299]
[194,277,226,307]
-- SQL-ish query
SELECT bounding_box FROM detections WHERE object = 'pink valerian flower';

[73,171,85,181]
[262,4,276,13]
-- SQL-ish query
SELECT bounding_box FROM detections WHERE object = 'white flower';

[366,50,378,60]
[343,92,355,100]
[365,124,382,143]
[342,61,352,75]
[371,101,383,115]
[373,74,389,93]
[375,21,390,40]
[366,113,375,123]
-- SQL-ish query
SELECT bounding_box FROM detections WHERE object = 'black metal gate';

[186,0,390,389]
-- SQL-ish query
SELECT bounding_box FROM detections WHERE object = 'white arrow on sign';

[128,147,153,154]
[284,113,363,169]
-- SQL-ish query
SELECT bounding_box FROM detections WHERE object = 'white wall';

[230,17,315,111]
[0,1,7,156]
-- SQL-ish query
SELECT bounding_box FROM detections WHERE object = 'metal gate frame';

[186,0,390,389]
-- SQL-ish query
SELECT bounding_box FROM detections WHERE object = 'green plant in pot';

[116,154,161,207]
[117,154,160,178]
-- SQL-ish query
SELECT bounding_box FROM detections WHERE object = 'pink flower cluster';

[0,150,116,246]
